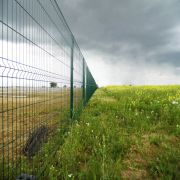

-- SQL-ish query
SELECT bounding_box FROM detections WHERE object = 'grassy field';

[43,85,180,179]
[0,87,83,178]
[0,87,72,159]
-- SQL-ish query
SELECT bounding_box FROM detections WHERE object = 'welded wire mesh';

[0,0,97,178]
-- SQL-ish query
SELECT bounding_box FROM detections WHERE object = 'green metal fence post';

[70,37,74,119]
[82,58,85,106]
[86,66,89,104]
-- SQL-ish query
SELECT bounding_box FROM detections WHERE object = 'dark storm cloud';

[1,0,179,85]
[153,52,180,66]
[58,0,180,68]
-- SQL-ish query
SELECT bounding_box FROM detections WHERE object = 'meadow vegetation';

[0,88,70,159]
[0,86,84,178]
[44,85,180,179]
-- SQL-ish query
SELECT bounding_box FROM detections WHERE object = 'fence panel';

[0,0,97,178]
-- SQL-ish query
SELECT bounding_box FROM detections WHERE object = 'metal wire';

[0,0,97,179]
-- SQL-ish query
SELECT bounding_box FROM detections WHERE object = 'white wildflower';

[86,122,90,126]
[50,165,55,170]
[172,101,178,105]
[68,174,73,178]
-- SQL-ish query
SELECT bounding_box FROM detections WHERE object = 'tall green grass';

[43,86,180,179]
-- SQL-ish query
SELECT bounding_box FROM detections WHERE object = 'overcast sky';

[57,0,180,86]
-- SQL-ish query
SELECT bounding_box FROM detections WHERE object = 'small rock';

[16,173,36,180]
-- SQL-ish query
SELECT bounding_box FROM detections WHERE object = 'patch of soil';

[22,126,49,158]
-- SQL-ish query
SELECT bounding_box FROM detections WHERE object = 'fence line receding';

[0,0,97,178]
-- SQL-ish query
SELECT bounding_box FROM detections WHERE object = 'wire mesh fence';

[0,0,97,178]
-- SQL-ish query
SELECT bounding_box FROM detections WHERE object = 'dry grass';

[0,87,82,160]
